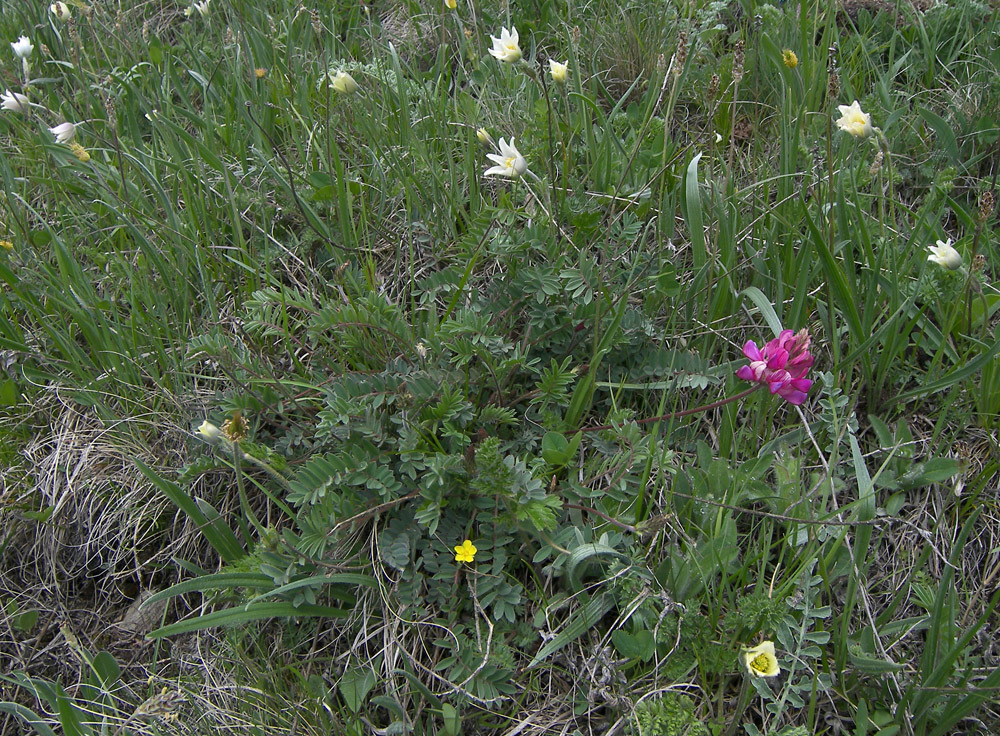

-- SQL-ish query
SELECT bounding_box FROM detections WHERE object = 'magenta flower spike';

[736,328,814,405]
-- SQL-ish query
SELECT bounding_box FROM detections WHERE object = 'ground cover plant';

[1,0,999,734]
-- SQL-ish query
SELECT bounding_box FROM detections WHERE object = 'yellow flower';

[782,49,798,69]
[331,70,359,95]
[445,0,457,8]
[254,67,268,79]
[488,26,522,64]
[454,539,477,563]
[0,240,12,251]
[836,100,873,139]
[549,59,569,85]
[476,127,494,147]
[742,641,780,677]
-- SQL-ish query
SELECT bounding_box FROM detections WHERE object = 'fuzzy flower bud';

[50,2,71,22]
[549,59,568,85]
[331,70,359,95]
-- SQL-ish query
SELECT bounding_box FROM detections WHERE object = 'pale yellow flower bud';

[549,59,569,85]
[50,2,71,22]
[331,70,359,95]
[196,421,223,443]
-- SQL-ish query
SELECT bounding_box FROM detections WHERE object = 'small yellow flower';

[0,240,13,251]
[549,59,569,85]
[445,0,457,8]
[331,70,359,95]
[742,641,781,677]
[454,539,477,563]
[836,100,873,139]
[69,142,90,163]
[782,49,798,69]
[254,67,268,79]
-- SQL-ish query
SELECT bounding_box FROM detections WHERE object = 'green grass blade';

[149,602,350,638]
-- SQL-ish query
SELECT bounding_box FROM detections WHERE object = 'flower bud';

[331,70,359,95]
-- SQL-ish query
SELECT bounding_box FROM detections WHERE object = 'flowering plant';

[49,122,76,143]
[835,100,873,139]
[742,640,781,677]
[484,137,528,179]
[736,329,814,405]
[488,26,522,64]
[927,238,962,270]
[454,540,477,563]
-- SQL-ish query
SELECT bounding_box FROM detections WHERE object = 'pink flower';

[736,328,814,405]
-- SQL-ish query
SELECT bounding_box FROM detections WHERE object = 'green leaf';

[441,703,461,736]
[916,107,962,166]
[134,459,245,564]
[611,629,654,661]
[13,609,38,632]
[0,378,19,406]
[0,702,58,736]
[848,648,904,674]
[243,573,378,605]
[147,36,163,65]
[740,287,785,338]
[528,593,615,668]
[566,543,631,592]
[141,572,275,609]
[684,153,706,271]
[541,431,570,466]
[339,666,377,713]
[148,602,349,638]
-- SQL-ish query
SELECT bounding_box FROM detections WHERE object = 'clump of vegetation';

[1,0,999,734]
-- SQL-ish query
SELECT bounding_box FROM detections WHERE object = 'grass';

[1,0,999,734]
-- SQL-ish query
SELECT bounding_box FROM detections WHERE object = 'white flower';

[476,127,493,147]
[11,36,33,59]
[549,59,568,85]
[484,137,528,178]
[50,2,71,22]
[331,71,359,95]
[488,26,522,64]
[196,421,223,443]
[836,100,873,139]
[192,0,211,16]
[927,238,962,270]
[1,89,29,113]
[49,121,76,143]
